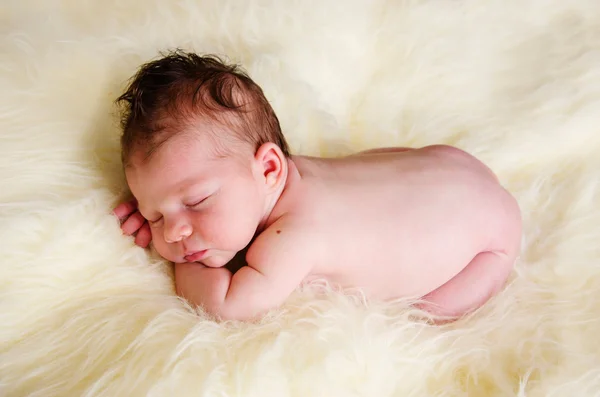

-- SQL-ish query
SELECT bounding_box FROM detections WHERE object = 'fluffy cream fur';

[2,1,600,396]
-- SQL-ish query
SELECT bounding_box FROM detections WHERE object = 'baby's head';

[116,50,291,267]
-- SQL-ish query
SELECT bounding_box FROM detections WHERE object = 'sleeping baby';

[113,51,522,322]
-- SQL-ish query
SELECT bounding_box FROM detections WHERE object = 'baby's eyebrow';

[180,182,210,198]
[181,190,206,201]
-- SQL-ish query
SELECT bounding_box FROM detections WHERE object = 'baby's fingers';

[121,211,146,236]
[134,222,152,248]
[113,199,138,221]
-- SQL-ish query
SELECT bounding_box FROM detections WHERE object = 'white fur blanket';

[2,1,600,396]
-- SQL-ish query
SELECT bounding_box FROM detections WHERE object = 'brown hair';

[116,50,290,165]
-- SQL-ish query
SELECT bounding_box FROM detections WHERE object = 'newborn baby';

[113,51,522,322]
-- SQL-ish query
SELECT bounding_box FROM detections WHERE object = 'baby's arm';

[175,223,311,321]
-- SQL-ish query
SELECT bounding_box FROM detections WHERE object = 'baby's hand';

[113,198,152,248]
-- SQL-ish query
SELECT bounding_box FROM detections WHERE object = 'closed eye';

[186,196,209,209]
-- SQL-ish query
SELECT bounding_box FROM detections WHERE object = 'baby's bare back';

[280,145,517,300]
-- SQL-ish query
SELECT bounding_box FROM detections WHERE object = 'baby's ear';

[253,142,286,188]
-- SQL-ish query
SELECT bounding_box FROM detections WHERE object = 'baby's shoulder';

[245,218,315,270]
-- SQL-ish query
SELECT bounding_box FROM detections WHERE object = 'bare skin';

[115,133,521,322]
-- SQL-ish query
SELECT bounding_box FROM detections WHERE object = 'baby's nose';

[164,223,192,243]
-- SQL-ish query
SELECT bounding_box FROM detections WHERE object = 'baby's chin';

[200,252,236,268]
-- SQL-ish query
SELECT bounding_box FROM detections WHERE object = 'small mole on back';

[276,230,281,234]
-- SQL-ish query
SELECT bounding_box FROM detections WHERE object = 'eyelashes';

[146,194,212,227]
[187,196,209,208]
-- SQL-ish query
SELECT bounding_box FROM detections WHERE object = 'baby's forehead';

[142,126,248,169]
[155,130,220,163]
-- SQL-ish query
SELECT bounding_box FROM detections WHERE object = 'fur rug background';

[2,1,600,396]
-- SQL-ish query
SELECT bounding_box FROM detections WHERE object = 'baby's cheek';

[192,214,229,247]
[150,229,176,261]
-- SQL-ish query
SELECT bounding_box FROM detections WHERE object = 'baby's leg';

[417,251,516,320]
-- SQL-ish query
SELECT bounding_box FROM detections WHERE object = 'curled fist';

[113,198,152,248]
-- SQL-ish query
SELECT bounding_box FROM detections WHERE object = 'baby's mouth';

[184,250,207,262]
